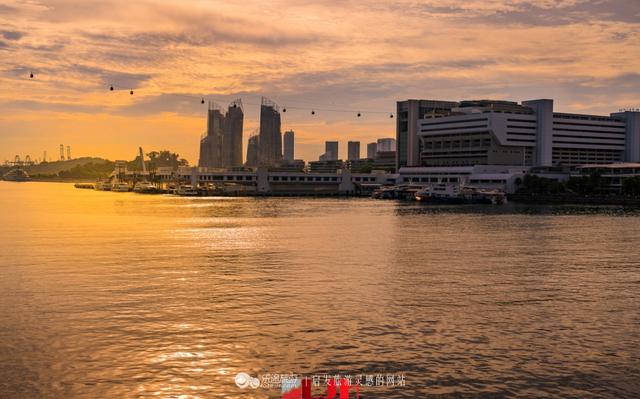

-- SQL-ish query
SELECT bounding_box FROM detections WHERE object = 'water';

[1,181,639,398]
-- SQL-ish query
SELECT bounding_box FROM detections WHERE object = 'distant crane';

[43,150,47,163]
[60,144,65,161]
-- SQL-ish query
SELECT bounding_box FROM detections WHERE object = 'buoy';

[130,89,134,95]
[29,72,34,79]
[357,112,361,117]
[201,98,205,104]
[109,85,114,91]
[311,110,315,115]
[283,107,287,112]
[390,113,394,118]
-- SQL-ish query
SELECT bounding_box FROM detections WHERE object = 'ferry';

[176,184,199,196]
[95,180,112,191]
[133,181,159,194]
[415,183,506,204]
[111,182,131,192]
[2,168,31,182]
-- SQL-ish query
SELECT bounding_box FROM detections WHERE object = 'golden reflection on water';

[1,182,640,398]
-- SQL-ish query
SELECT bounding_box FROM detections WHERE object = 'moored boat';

[95,179,112,191]
[111,181,131,192]
[415,183,506,204]
[2,168,31,182]
[133,181,159,194]
[176,184,199,196]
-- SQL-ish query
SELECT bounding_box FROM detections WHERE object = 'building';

[272,159,305,172]
[325,141,339,161]
[398,165,528,194]
[572,163,640,193]
[199,103,225,168]
[309,160,343,173]
[415,99,640,168]
[222,99,244,168]
[373,151,396,172]
[258,97,282,167]
[396,99,460,170]
[346,158,373,173]
[376,138,396,152]
[283,130,295,162]
[367,142,378,159]
[245,133,259,168]
[199,100,244,168]
[348,141,360,160]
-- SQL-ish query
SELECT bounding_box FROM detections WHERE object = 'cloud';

[1,30,23,40]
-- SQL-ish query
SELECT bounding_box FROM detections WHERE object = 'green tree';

[622,176,640,197]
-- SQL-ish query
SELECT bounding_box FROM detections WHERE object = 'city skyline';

[1,0,639,163]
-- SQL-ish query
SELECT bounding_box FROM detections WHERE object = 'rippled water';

[1,181,639,398]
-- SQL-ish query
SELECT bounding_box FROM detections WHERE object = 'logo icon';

[235,372,260,389]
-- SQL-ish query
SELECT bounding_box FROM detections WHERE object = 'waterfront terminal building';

[397,99,640,169]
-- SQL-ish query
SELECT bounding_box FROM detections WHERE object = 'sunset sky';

[1,0,639,164]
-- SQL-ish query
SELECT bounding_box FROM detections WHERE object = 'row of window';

[420,117,487,127]
[272,176,339,182]
[403,177,460,183]
[552,134,625,141]
[424,138,491,149]
[553,120,625,128]
[421,124,488,133]
[200,175,254,181]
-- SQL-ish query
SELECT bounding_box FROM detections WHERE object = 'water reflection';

[0,182,639,398]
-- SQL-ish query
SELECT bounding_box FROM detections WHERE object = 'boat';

[95,179,112,191]
[371,185,421,200]
[111,181,131,192]
[74,183,95,189]
[133,181,159,194]
[415,183,506,204]
[2,168,31,182]
[176,184,199,196]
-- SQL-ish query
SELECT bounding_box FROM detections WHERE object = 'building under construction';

[198,100,244,169]
[258,97,282,167]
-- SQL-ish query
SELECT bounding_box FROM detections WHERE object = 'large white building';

[398,99,640,168]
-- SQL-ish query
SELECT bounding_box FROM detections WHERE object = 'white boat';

[176,184,199,196]
[133,181,158,193]
[111,182,131,192]
[95,180,112,191]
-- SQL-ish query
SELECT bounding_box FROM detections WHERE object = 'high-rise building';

[258,97,282,167]
[367,142,377,159]
[347,141,360,161]
[223,99,244,168]
[246,133,259,167]
[396,99,459,170]
[66,146,71,160]
[199,102,225,168]
[59,144,64,161]
[376,138,396,152]
[283,130,295,162]
[325,141,339,161]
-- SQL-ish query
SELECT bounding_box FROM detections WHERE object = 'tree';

[622,176,640,197]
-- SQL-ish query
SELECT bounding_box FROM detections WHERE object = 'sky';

[0,0,639,164]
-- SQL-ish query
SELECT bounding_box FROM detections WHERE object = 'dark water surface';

[1,182,639,398]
